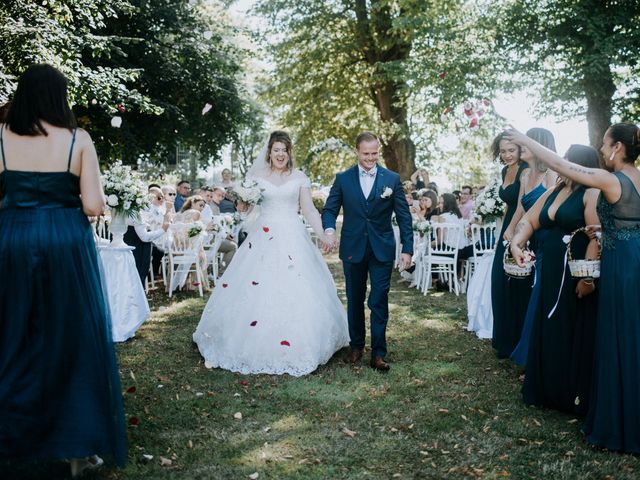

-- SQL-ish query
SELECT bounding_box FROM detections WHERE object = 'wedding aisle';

[4,250,637,480]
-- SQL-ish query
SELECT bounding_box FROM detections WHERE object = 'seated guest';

[208,187,237,275]
[417,189,440,221]
[174,180,191,211]
[197,187,215,226]
[146,187,168,277]
[217,168,234,189]
[177,195,206,222]
[161,185,177,218]
[220,187,237,213]
[124,208,171,285]
[459,185,475,220]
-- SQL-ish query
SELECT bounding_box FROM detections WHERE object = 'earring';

[609,151,615,161]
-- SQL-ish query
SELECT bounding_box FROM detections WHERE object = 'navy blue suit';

[322,164,413,358]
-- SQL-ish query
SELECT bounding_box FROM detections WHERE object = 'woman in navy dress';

[0,65,126,475]
[490,133,531,358]
[507,123,640,453]
[510,145,600,415]
[502,128,558,367]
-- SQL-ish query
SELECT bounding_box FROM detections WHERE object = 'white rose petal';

[107,194,119,207]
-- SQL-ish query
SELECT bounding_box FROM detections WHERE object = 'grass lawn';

[4,251,639,479]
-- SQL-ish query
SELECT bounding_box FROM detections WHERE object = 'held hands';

[320,232,337,254]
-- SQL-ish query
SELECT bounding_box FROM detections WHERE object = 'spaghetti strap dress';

[0,127,126,466]
[491,162,532,358]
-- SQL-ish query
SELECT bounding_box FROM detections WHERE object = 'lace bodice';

[598,171,640,248]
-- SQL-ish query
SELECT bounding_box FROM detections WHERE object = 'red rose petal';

[251,281,259,285]
[280,340,291,346]
[239,380,249,386]
[250,320,257,326]
[222,283,228,288]
[129,416,139,426]
[468,117,479,129]
[126,386,137,394]
[438,71,447,80]
[262,227,270,232]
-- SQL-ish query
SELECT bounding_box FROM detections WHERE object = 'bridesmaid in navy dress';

[490,133,530,358]
[511,145,600,415]
[0,65,126,476]
[503,128,558,367]
[507,123,640,453]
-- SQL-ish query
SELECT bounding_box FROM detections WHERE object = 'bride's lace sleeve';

[298,173,324,237]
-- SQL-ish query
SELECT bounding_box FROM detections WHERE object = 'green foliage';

[254,0,504,179]
[0,0,255,167]
[496,0,640,145]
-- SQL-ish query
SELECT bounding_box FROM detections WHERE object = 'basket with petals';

[566,227,601,278]
[503,242,535,278]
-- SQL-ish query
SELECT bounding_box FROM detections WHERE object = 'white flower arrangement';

[413,220,432,237]
[235,179,263,206]
[474,177,505,223]
[188,221,206,238]
[221,212,242,228]
[102,161,149,218]
[381,186,393,199]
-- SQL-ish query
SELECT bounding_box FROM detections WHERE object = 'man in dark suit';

[322,132,413,371]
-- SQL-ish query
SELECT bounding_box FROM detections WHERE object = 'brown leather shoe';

[370,356,390,372]
[345,348,364,364]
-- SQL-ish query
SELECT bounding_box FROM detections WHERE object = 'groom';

[322,132,413,371]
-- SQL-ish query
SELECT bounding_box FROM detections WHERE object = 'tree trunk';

[353,0,417,180]
[582,53,616,150]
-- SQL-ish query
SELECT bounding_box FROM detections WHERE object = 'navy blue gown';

[491,162,532,358]
[522,187,596,416]
[583,172,640,452]
[511,183,548,366]
[0,127,126,465]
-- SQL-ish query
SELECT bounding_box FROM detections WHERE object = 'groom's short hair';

[355,131,379,148]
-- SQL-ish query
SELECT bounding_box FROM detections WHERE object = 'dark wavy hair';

[5,64,76,136]
[490,132,521,164]
[268,130,294,173]
[607,123,640,164]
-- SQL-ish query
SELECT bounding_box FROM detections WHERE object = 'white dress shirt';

[358,164,377,199]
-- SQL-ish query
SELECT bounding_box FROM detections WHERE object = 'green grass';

[5,252,640,479]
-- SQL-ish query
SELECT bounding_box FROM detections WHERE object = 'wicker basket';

[567,227,601,279]
[503,242,534,279]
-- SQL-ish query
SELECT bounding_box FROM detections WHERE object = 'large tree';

[255,0,501,180]
[497,0,640,148]
[0,0,252,167]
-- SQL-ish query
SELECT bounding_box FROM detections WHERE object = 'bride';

[193,131,349,376]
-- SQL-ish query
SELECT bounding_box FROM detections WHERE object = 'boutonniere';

[381,187,393,199]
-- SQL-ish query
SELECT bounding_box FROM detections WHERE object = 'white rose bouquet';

[102,161,149,218]
[474,177,505,223]
[234,179,263,206]
[188,221,206,238]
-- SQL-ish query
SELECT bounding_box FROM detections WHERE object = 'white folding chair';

[462,223,497,292]
[203,230,225,284]
[418,223,464,296]
[167,223,205,297]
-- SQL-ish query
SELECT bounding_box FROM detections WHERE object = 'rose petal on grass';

[341,427,357,438]
[249,473,259,480]
[129,416,139,426]
[233,412,243,420]
[160,456,172,466]
[126,386,137,394]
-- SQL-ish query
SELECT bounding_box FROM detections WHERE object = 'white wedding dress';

[193,170,349,376]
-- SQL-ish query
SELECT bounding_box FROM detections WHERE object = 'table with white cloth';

[98,245,150,342]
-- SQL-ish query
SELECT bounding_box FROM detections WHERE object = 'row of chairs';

[411,222,496,296]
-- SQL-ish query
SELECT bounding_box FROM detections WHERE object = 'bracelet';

[582,278,594,285]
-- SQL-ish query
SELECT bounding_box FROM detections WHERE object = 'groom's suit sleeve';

[393,177,413,256]
[322,174,343,231]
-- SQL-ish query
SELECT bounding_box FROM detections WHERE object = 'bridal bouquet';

[413,220,432,237]
[474,178,505,223]
[234,179,263,206]
[102,161,149,218]
[221,212,242,228]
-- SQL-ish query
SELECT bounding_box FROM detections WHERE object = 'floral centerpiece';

[234,179,263,206]
[102,161,149,247]
[474,177,505,223]
[413,220,432,238]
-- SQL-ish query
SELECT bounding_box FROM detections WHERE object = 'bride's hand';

[320,233,336,253]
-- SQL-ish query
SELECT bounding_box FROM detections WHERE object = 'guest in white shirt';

[197,187,215,226]
[217,168,234,189]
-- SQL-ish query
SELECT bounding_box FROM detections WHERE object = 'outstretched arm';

[505,128,620,202]
[503,169,529,242]
[510,188,553,266]
[299,186,328,239]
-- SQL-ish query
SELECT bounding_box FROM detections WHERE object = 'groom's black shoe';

[370,356,390,372]
[345,348,364,364]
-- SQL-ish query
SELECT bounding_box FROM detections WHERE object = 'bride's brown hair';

[268,130,294,174]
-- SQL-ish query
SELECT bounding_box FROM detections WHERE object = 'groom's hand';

[322,230,337,253]
[399,253,412,271]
